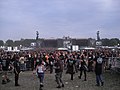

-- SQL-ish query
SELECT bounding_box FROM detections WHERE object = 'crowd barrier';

[107,57,120,73]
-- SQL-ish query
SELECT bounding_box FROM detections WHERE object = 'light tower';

[36,31,39,48]
[96,31,102,47]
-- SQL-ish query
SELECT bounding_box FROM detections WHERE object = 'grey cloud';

[0,0,120,41]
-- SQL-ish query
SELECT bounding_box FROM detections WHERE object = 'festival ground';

[0,70,120,90]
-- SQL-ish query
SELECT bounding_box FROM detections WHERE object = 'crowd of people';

[0,48,120,90]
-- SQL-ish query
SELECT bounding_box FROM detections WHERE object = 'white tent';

[57,48,68,51]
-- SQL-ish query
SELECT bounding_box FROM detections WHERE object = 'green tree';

[5,39,14,46]
[14,40,22,46]
[101,38,120,46]
[0,40,4,46]
[22,39,36,47]
[109,38,119,46]
[101,38,110,46]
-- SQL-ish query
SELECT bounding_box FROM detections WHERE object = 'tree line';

[0,38,120,47]
[0,39,36,47]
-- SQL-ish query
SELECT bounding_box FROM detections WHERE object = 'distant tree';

[75,39,89,47]
[101,38,110,46]
[0,40,4,46]
[109,38,119,46]
[22,39,36,47]
[101,38,120,46]
[14,40,22,46]
[5,39,14,46]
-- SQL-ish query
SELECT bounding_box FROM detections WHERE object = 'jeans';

[96,74,103,85]
[20,63,25,71]
[55,72,63,86]
[38,73,44,83]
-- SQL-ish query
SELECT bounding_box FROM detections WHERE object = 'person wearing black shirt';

[78,54,87,81]
[88,53,94,72]
[94,53,104,86]
[49,55,54,74]
[1,56,11,84]
[13,57,21,86]
[66,56,76,80]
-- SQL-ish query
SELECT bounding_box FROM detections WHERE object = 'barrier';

[108,57,120,73]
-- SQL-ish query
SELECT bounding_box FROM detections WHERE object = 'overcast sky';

[0,0,120,41]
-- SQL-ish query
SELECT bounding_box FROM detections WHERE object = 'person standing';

[54,56,64,88]
[78,53,87,81]
[13,56,21,86]
[36,60,45,90]
[66,55,76,80]
[1,56,11,84]
[48,55,54,74]
[88,53,94,72]
[94,53,104,86]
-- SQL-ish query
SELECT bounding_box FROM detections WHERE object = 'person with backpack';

[94,53,104,86]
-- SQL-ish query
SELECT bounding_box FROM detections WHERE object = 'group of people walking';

[31,50,105,90]
[1,49,118,89]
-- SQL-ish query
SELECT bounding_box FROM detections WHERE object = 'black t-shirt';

[2,59,10,71]
[88,55,93,61]
[67,59,76,67]
[59,54,64,60]
[94,56,103,75]
[81,55,84,60]
[80,59,87,71]
[66,59,76,74]
[49,57,54,66]
[14,60,20,73]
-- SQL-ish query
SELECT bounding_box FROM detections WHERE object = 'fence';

[108,57,120,73]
